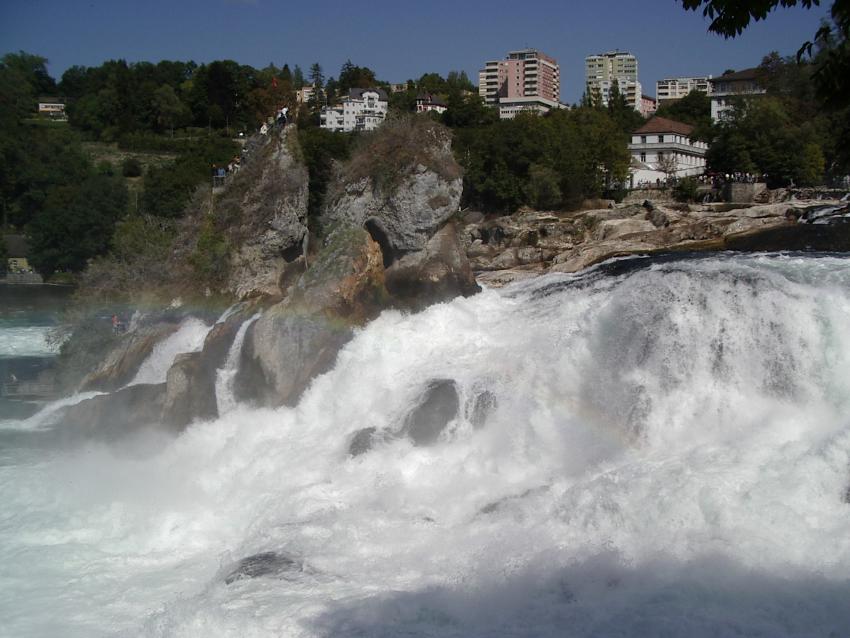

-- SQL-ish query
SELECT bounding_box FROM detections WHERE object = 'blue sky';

[0,0,831,103]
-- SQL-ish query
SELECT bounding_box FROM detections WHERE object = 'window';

[641,135,646,144]
[640,152,646,162]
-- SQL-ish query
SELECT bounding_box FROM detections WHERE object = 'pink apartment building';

[478,49,564,119]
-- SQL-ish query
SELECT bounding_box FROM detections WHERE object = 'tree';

[151,84,189,136]
[679,0,849,107]
[293,65,305,89]
[657,153,680,182]
[28,175,128,275]
[308,63,325,112]
[655,90,713,140]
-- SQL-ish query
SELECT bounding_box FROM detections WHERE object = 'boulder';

[223,551,302,585]
[59,383,167,439]
[402,379,460,446]
[291,226,386,322]
[235,226,386,408]
[348,427,379,457]
[235,310,353,407]
[384,223,480,310]
[162,352,218,427]
[78,322,180,392]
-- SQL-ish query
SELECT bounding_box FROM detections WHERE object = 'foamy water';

[1,254,849,637]
[0,326,58,358]
[129,318,213,386]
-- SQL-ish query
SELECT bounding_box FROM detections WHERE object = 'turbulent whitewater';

[1,253,850,637]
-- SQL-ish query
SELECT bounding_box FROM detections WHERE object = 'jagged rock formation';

[321,119,463,260]
[235,226,385,408]
[465,199,850,286]
[225,127,309,299]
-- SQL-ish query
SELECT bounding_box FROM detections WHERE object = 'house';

[296,87,314,105]
[320,88,389,133]
[708,68,766,122]
[628,116,707,186]
[656,76,712,108]
[415,93,447,114]
[37,97,66,120]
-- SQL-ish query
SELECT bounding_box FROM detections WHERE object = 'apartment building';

[707,68,766,122]
[320,88,388,133]
[478,49,563,119]
[585,51,641,110]
[656,76,712,107]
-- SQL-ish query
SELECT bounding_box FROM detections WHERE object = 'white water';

[2,254,850,637]
[129,318,213,386]
[215,314,260,415]
[0,326,58,358]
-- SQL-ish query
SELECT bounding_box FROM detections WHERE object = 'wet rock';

[469,390,497,429]
[403,380,460,446]
[348,427,379,457]
[162,352,217,428]
[236,311,352,408]
[384,222,480,310]
[60,383,167,439]
[223,551,302,584]
[291,226,386,323]
[78,323,180,392]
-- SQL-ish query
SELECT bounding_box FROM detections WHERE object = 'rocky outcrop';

[78,322,180,392]
[60,383,167,439]
[321,119,463,260]
[227,126,310,300]
[464,200,847,284]
[162,352,217,427]
[235,227,385,408]
[402,379,460,446]
[384,222,480,310]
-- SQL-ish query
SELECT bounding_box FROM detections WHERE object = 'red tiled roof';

[633,116,694,136]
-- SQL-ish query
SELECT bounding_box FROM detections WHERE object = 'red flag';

[272,77,278,89]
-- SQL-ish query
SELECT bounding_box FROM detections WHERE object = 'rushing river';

[1,254,849,637]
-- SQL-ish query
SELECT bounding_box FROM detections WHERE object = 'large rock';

[235,227,385,408]
[384,222,480,310]
[290,226,386,322]
[78,322,180,392]
[162,352,217,427]
[227,126,310,300]
[59,383,167,439]
[321,120,462,259]
[402,379,460,446]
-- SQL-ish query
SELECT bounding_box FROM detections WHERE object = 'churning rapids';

[2,253,850,637]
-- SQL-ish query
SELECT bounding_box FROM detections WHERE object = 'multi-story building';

[478,48,563,119]
[628,116,707,186]
[296,86,314,105]
[37,97,66,120]
[585,51,641,110]
[320,88,388,133]
[655,76,712,107]
[639,94,657,118]
[707,68,766,122]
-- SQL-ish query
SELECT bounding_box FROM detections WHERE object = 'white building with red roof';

[628,116,708,186]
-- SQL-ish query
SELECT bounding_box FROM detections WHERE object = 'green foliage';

[141,137,237,217]
[337,60,377,94]
[28,174,128,276]
[189,216,229,284]
[454,107,630,213]
[655,90,714,141]
[121,157,143,177]
[298,127,353,226]
[339,115,462,194]
[673,177,700,202]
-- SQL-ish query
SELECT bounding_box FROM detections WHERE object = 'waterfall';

[2,253,850,638]
[214,313,260,415]
[128,317,213,386]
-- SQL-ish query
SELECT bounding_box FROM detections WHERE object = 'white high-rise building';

[656,76,712,106]
[320,88,388,133]
[585,51,641,110]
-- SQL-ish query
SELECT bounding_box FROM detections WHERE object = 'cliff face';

[224,127,309,299]
[320,119,463,261]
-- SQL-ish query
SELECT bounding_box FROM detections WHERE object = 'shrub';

[122,157,143,177]
[673,177,699,203]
